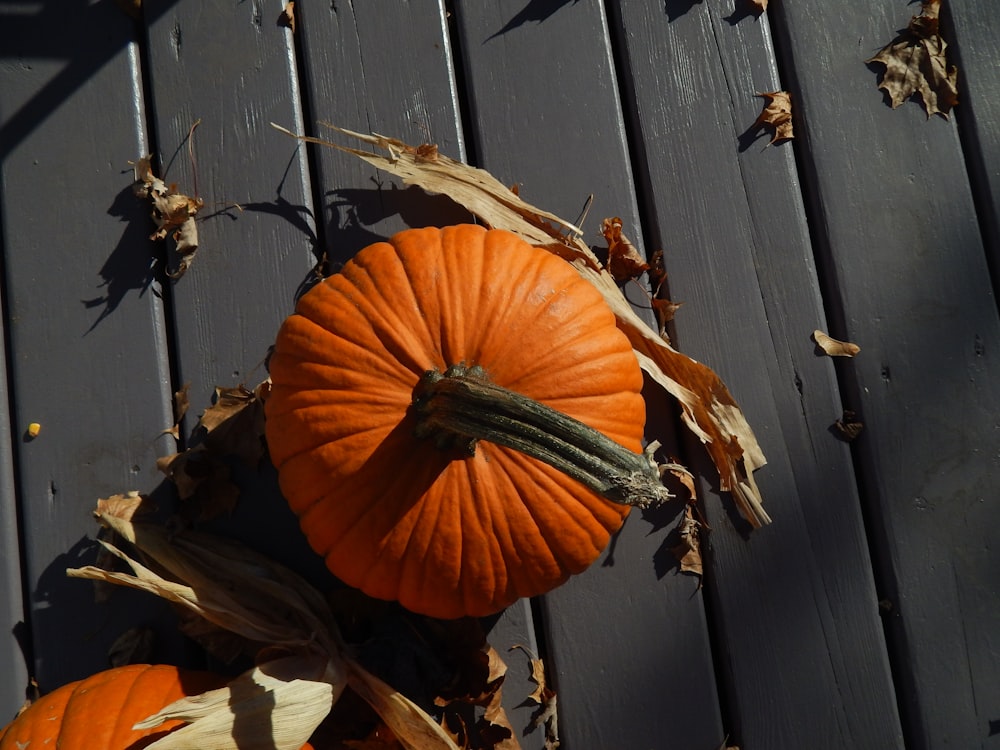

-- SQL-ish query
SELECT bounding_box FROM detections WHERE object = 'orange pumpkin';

[266,224,665,618]
[0,664,318,749]
[0,665,225,750]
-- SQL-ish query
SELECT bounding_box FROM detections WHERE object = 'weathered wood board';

[1,0,998,747]
[0,0,194,704]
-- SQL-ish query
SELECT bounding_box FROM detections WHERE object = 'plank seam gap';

[764,4,918,747]
[601,2,734,746]
[0,177,36,707]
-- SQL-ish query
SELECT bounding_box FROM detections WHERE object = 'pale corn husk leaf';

[348,663,461,750]
[138,653,338,750]
[68,504,455,750]
[272,123,770,527]
[70,508,341,654]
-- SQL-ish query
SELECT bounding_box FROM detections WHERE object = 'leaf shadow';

[81,181,160,333]
[664,0,704,22]
[323,183,472,269]
[484,0,581,42]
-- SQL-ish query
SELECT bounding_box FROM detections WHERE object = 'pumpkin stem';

[412,364,672,509]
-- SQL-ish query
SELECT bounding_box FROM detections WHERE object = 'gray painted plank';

[296,0,471,258]
[0,291,29,721]
[140,0,326,582]
[453,2,726,748]
[610,1,904,746]
[771,0,1000,746]
[0,0,185,711]
[949,0,1000,255]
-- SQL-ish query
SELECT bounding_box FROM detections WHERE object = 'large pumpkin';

[266,224,662,618]
[0,665,227,750]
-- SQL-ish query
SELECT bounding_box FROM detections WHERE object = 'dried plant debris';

[156,381,269,522]
[813,330,861,357]
[602,216,649,283]
[69,503,462,750]
[132,155,203,278]
[867,0,958,118]
[753,91,794,144]
[511,647,558,750]
[273,122,770,528]
[671,505,705,579]
[107,626,155,667]
[278,1,295,32]
[833,410,864,442]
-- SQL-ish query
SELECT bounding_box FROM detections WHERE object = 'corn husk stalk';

[272,123,770,527]
[67,500,460,750]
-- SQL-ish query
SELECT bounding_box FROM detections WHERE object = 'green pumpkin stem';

[412,364,671,509]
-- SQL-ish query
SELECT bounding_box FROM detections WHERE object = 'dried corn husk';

[68,501,460,750]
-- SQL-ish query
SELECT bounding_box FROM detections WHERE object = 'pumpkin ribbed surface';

[0,664,226,750]
[266,224,645,618]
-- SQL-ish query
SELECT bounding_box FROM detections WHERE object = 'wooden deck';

[2,1,999,747]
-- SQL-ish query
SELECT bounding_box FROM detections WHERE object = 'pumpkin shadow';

[323,184,472,269]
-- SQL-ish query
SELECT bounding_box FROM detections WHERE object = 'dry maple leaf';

[813,329,860,357]
[510,647,557,749]
[273,124,770,528]
[752,91,794,144]
[867,0,958,119]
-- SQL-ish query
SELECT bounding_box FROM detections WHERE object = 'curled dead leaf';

[813,329,860,357]
[867,0,958,119]
[602,216,649,282]
[753,91,794,144]
[272,123,770,528]
[833,410,864,442]
[132,155,203,277]
[671,505,704,579]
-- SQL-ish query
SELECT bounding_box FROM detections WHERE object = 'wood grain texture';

[0,0,186,708]
[453,2,725,748]
[142,0,318,410]
[0,296,29,720]
[948,0,1000,259]
[295,0,472,265]
[610,1,905,746]
[771,0,1000,746]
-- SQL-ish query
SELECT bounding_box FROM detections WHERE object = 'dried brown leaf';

[277,1,295,32]
[108,626,155,667]
[274,124,770,528]
[164,382,191,439]
[602,216,649,282]
[867,0,958,118]
[133,156,203,277]
[813,329,860,357]
[753,91,794,144]
[833,410,864,442]
[671,505,704,578]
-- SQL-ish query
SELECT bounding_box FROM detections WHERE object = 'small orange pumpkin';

[266,225,665,618]
[0,664,318,750]
[0,665,226,750]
